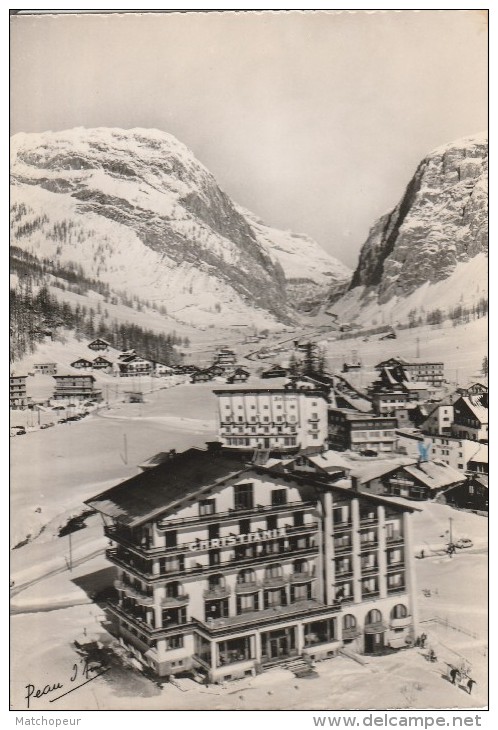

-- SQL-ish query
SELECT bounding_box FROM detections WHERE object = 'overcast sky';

[10,10,487,268]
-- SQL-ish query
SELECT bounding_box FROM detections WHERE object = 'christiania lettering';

[188,527,286,551]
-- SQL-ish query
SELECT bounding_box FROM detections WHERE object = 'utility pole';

[416,337,420,358]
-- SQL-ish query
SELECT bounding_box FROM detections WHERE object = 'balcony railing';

[333,520,352,531]
[113,580,154,606]
[387,561,405,571]
[203,586,231,600]
[107,600,193,637]
[288,571,314,584]
[334,544,353,555]
[342,626,361,640]
[387,585,406,595]
[361,565,379,576]
[361,590,380,600]
[359,540,379,551]
[107,544,319,583]
[160,593,190,607]
[359,516,378,526]
[235,580,262,595]
[335,570,353,580]
[156,500,317,529]
[263,575,287,589]
[386,534,404,545]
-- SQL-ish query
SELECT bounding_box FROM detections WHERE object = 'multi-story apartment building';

[215,384,329,453]
[33,363,57,375]
[10,375,28,409]
[52,374,102,401]
[328,409,398,454]
[423,435,485,473]
[87,445,417,682]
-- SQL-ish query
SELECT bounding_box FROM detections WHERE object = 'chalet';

[118,356,153,377]
[354,460,465,501]
[88,338,112,352]
[227,367,250,384]
[10,375,28,410]
[92,356,113,370]
[151,361,175,376]
[86,445,418,680]
[53,374,102,401]
[191,370,213,383]
[458,382,488,397]
[206,364,226,378]
[439,475,488,512]
[467,444,488,475]
[451,395,488,443]
[71,358,94,370]
[33,363,57,375]
[261,364,288,379]
[328,409,398,454]
[374,358,444,386]
[370,369,411,416]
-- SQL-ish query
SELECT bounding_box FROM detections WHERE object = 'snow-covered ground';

[10,514,487,711]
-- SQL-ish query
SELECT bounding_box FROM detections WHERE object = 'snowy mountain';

[330,133,488,325]
[10,127,349,328]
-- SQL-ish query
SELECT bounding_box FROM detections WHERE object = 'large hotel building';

[88,442,418,682]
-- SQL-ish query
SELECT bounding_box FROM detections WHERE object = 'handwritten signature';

[25,657,108,708]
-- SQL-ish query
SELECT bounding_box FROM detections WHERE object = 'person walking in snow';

[466,678,476,695]
[449,667,459,685]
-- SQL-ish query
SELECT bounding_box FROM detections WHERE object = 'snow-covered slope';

[10,127,349,327]
[330,133,488,323]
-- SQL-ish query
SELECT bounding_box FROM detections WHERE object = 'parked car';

[455,538,473,549]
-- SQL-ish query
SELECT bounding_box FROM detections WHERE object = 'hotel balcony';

[203,586,231,600]
[262,575,288,589]
[107,600,193,638]
[157,500,317,529]
[288,571,314,584]
[342,626,361,640]
[160,593,190,608]
[335,569,353,580]
[387,561,405,571]
[193,599,341,637]
[359,540,378,551]
[361,590,380,600]
[113,580,154,606]
[235,580,262,595]
[106,544,319,583]
[333,544,353,555]
[387,584,406,595]
[359,516,379,526]
[332,520,352,532]
[386,533,404,545]
[360,565,379,577]
[390,615,412,629]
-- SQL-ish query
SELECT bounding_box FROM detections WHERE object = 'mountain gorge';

[10,127,350,329]
[330,133,488,325]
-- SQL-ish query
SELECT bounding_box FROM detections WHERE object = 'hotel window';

[237,568,256,585]
[343,614,356,630]
[388,573,404,589]
[291,582,311,602]
[167,635,184,650]
[293,511,304,527]
[209,549,221,566]
[239,518,250,534]
[165,530,177,548]
[165,581,183,598]
[236,593,259,614]
[271,489,287,506]
[264,588,285,608]
[265,563,283,579]
[208,523,220,539]
[267,515,277,530]
[391,604,408,619]
[199,499,216,516]
[234,483,254,511]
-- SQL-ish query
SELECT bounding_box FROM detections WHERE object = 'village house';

[215,383,328,454]
[88,338,112,352]
[328,409,398,454]
[354,460,465,501]
[33,363,57,375]
[227,368,250,384]
[71,358,94,370]
[191,370,214,384]
[10,374,28,410]
[261,364,289,379]
[451,395,488,443]
[92,356,114,371]
[118,355,153,377]
[86,444,418,682]
[438,475,488,513]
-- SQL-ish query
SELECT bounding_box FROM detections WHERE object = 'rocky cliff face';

[10,127,349,327]
[348,134,488,304]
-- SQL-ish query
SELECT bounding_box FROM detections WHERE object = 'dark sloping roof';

[85,448,248,527]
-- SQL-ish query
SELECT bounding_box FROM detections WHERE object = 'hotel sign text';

[188,527,287,552]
